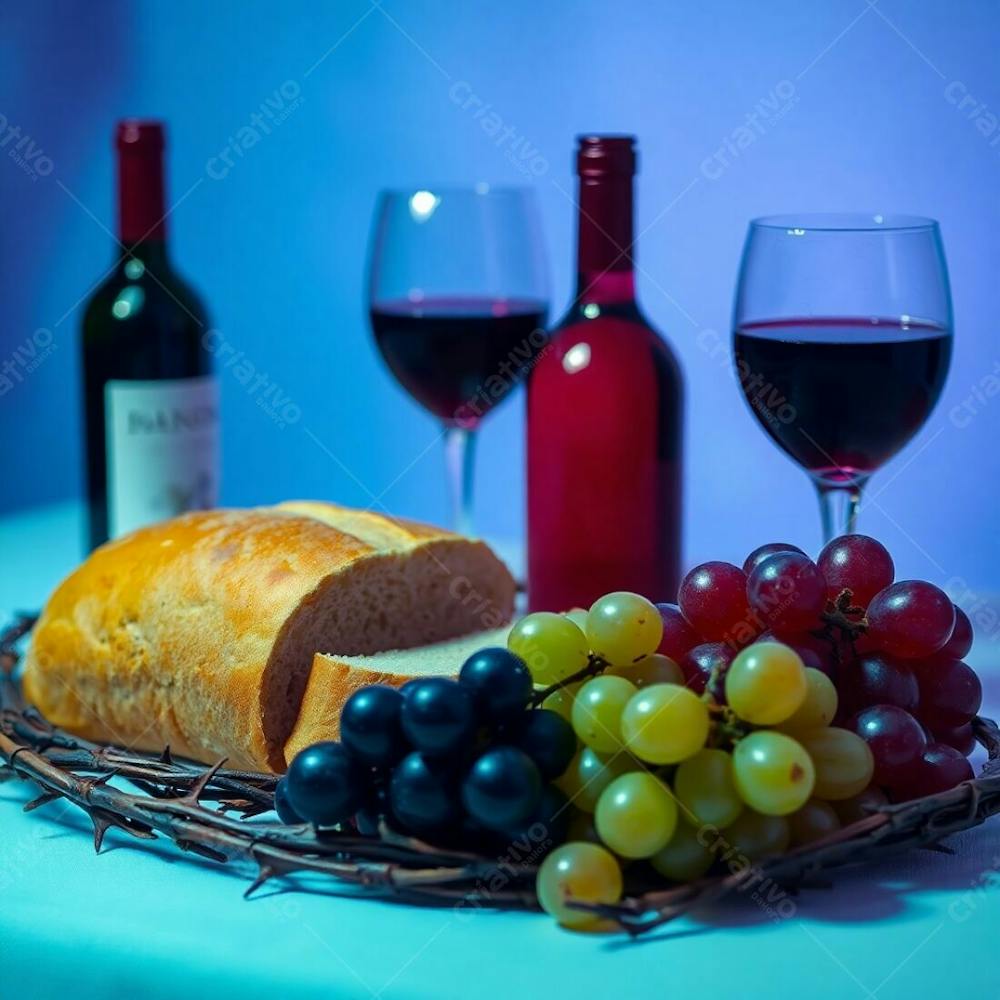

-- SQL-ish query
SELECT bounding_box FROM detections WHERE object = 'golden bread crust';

[22,503,511,771]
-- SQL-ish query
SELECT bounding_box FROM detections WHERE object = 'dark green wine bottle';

[81,120,218,550]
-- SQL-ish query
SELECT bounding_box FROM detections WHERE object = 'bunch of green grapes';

[513,593,708,925]
[515,599,877,930]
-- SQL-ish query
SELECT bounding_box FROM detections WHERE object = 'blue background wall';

[2,0,998,588]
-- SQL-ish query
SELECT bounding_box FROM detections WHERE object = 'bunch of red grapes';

[663,534,982,803]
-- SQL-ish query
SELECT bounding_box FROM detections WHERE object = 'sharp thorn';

[183,758,228,805]
[244,864,274,899]
[91,811,113,853]
[23,790,62,812]
[78,769,121,800]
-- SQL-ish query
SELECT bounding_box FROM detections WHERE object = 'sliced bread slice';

[283,625,511,764]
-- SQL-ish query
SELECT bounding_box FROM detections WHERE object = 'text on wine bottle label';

[105,375,220,538]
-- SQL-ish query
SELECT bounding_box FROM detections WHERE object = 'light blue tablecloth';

[2,502,999,1000]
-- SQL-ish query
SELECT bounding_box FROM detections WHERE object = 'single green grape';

[732,730,815,815]
[798,727,874,800]
[571,675,636,754]
[718,809,790,862]
[594,772,678,859]
[777,668,838,733]
[725,642,807,725]
[536,842,623,928]
[563,608,590,633]
[788,798,841,846]
[508,612,589,685]
[650,820,716,881]
[586,592,663,666]
[674,748,743,829]
[607,652,684,688]
[555,746,634,812]
[621,683,709,765]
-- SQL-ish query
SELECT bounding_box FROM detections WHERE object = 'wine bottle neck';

[574,173,636,304]
[117,147,167,246]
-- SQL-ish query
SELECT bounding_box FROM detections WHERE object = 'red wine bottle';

[82,121,218,550]
[527,135,683,611]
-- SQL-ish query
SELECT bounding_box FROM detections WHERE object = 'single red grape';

[913,656,982,730]
[742,542,805,576]
[865,581,955,659]
[817,534,895,607]
[933,722,976,757]
[940,606,973,660]
[838,652,919,715]
[655,602,701,660]
[680,641,733,700]
[746,552,827,635]
[890,742,974,801]
[848,704,927,785]
[678,562,751,642]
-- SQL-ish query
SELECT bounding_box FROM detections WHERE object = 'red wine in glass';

[734,316,952,481]
[732,214,953,540]
[371,296,547,427]
[367,187,548,533]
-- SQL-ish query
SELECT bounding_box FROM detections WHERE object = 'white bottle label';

[105,375,220,539]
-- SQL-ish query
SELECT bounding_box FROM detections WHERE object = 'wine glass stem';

[443,425,476,536]
[815,478,868,542]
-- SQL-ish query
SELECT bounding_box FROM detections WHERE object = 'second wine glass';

[732,213,953,541]
[368,186,547,535]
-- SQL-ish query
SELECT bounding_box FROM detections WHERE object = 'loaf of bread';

[23,501,515,771]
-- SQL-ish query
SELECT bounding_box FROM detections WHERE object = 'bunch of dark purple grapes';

[658,534,982,803]
[275,648,577,847]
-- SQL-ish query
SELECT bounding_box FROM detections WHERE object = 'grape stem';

[822,588,867,634]
[813,588,868,660]
[707,704,752,748]
[530,654,609,706]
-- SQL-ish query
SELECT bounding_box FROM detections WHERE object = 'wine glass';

[367,187,547,535]
[732,213,953,542]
